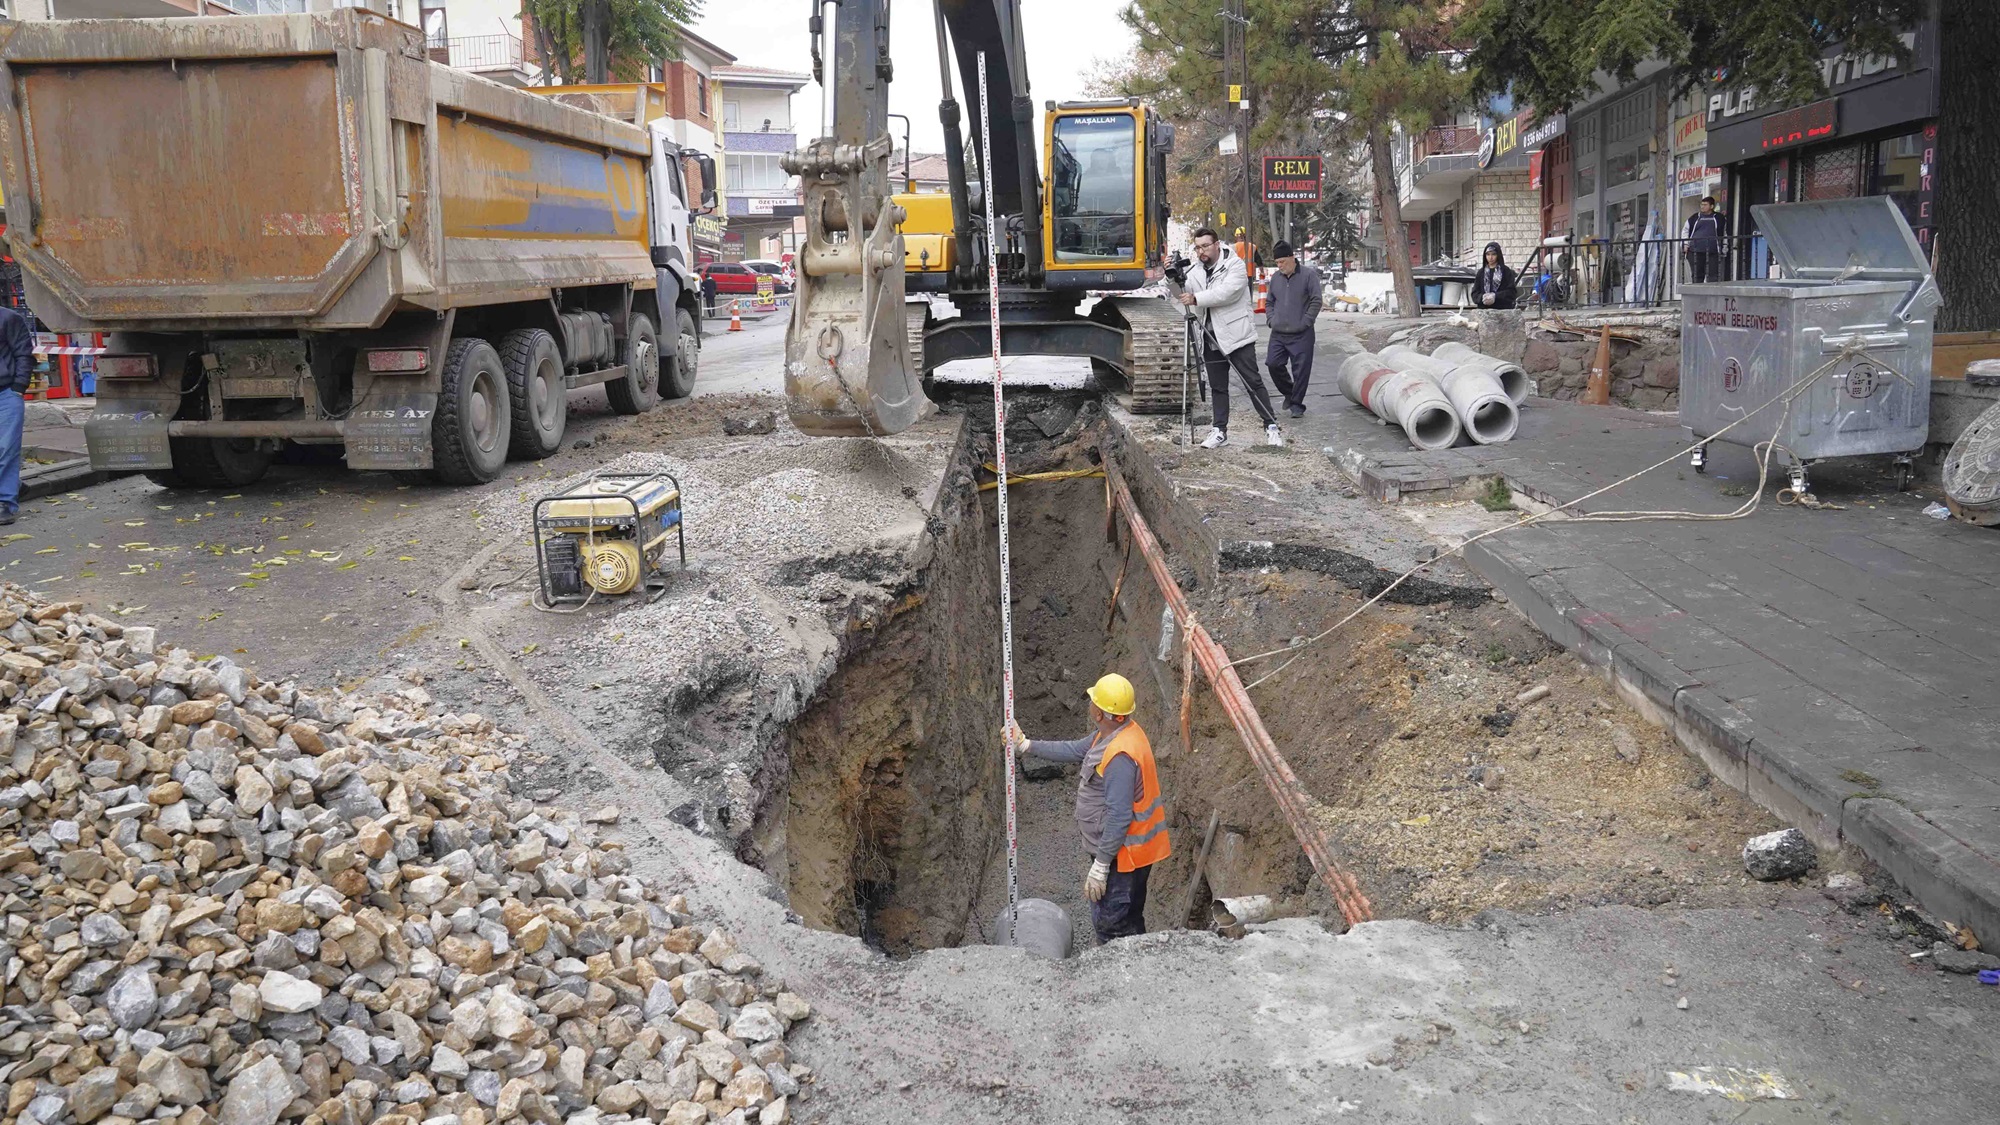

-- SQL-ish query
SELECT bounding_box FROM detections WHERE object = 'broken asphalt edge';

[1459,532,2000,945]
[21,457,111,502]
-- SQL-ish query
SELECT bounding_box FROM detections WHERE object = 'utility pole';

[1221,0,1251,252]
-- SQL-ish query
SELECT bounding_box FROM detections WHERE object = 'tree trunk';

[581,0,611,85]
[1368,125,1418,317]
[1934,2,1998,332]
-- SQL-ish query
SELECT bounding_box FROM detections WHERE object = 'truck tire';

[143,437,272,490]
[500,327,566,460]
[606,311,665,414]
[431,337,511,484]
[661,308,699,400]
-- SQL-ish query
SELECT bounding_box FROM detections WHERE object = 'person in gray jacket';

[1262,240,1322,417]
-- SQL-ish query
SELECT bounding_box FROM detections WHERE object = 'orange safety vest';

[1096,722,1171,872]
[1234,239,1256,279]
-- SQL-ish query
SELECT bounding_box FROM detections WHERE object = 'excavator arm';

[783,0,1046,436]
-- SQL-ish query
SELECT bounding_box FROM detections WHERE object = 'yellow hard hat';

[1086,673,1136,716]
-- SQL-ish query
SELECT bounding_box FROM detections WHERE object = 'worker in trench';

[1007,674,1173,943]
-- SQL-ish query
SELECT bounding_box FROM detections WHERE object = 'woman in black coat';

[1473,241,1518,310]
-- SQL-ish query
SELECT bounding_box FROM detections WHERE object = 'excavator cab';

[1041,100,1172,291]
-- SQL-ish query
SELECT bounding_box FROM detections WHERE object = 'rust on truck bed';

[0,10,655,333]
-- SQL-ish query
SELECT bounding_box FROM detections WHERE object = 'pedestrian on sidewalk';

[699,267,719,319]
[1008,672,1172,944]
[1473,242,1518,309]
[1179,227,1283,449]
[0,301,31,526]
[1684,197,1728,284]
[1263,240,1322,418]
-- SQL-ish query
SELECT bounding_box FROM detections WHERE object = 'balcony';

[1397,124,1485,220]
[427,34,534,86]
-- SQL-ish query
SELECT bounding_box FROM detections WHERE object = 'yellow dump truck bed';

[0,10,654,333]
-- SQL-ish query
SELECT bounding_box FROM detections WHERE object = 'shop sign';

[1520,112,1566,150]
[1707,31,1918,126]
[745,196,794,216]
[1673,112,1707,153]
[1262,156,1322,202]
[692,214,726,243]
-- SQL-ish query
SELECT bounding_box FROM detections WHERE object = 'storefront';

[1669,92,1721,230]
[1706,16,1939,273]
[1571,78,1668,244]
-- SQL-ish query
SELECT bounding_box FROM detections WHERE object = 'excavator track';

[906,301,930,377]
[1099,295,1192,414]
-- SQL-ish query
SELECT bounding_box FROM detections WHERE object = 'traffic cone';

[1255,275,1268,315]
[1581,325,1612,405]
[728,301,743,332]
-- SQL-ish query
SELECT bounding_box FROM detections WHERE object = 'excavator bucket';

[783,173,929,437]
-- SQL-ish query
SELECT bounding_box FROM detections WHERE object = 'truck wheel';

[431,337,511,484]
[606,312,664,414]
[142,438,272,490]
[500,328,566,460]
[661,308,699,400]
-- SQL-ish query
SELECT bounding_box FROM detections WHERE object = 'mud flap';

[83,382,178,471]
[344,383,438,470]
[655,267,683,361]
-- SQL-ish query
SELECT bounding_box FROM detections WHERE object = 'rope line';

[976,52,1022,935]
[1230,342,1894,689]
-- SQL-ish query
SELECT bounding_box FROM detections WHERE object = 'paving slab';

[1287,330,2000,944]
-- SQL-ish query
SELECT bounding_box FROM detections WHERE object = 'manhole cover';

[1942,398,2000,509]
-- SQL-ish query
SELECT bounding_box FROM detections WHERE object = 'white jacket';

[1184,247,1258,354]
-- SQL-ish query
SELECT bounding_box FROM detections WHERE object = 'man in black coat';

[0,302,33,525]
[1684,196,1728,284]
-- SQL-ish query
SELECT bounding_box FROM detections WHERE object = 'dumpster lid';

[1752,196,1932,281]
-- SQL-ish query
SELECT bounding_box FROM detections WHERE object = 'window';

[1801,144,1866,201]
[723,101,740,131]
[1049,114,1136,263]
[698,77,710,116]
[725,154,791,193]
[1421,209,1456,262]
[1873,131,1927,231]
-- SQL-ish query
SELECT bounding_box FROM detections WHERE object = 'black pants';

[1203,339,1278,433]
[1687,251,1722,285]
[1266,329,1315,413]
[1092,863,1152,944]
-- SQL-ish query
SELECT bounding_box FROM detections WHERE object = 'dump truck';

[0,10,715,487]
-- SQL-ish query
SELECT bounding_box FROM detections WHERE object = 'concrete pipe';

[1337,351,1462,451]
[994,898,1072,959]
[1380,345,1519,445]
[1431,341,1530,404]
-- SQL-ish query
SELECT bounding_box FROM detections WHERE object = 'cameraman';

[1178,227,1283,449]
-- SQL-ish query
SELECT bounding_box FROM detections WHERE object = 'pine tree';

[1122,1,1467,317]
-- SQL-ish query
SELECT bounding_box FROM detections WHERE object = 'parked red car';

[702,262,761,296]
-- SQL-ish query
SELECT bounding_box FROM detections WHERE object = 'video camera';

[1163,252,1193,287]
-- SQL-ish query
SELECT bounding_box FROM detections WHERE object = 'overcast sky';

[692,1,1137,154]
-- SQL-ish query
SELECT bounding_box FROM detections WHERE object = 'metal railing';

[427,34,525,74]
[1414,124,1482,161]
[1521,235,1779,310]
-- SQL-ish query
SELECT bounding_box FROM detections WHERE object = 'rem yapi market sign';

[1262,157,1321,202]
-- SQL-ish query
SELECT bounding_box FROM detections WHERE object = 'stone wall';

[1357,309,1684,412]
[1464,170,1542,271]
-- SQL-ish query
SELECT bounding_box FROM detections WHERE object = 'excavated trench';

[746,399,1313,956]
[741,392,1788,957]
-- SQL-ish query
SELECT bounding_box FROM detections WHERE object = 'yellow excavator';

[782,0,1181,436]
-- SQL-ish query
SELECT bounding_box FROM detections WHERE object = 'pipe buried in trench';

[1338,352,1462,451]
[1380,345,1519,445]
[1431,341,1530,405]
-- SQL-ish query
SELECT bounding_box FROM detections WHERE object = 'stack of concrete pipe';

[1380,343,1521,444]
[1338,351,1463,450]
[1431,341,1530,405]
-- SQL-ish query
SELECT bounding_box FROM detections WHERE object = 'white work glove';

[1005,723,1030,755]
[1085,859,1110,903]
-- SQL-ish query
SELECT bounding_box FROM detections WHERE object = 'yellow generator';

[533,473,686,604]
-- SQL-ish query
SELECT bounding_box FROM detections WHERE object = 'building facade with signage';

[1705,14,1939,270]
[1393,102,1546,270]
[718,64,809,261]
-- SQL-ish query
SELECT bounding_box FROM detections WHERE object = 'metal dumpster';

[1679,196,1941,491]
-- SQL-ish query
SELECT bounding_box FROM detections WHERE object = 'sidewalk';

[1276,361,2000,942]
[19,398,109,498]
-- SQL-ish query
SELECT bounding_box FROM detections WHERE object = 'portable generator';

[532,473,686,605]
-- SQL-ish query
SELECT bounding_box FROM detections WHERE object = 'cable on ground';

[1230,341,1900,691]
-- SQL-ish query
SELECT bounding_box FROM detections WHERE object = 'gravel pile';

[0,588,811,1125]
